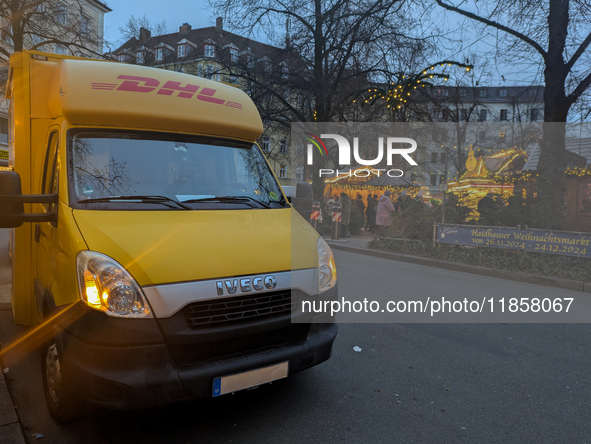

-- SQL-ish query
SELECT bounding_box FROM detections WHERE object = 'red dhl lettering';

[89,75,243,110]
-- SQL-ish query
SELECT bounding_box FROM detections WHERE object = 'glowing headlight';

[318,237,337,293]
[76,251,151,318]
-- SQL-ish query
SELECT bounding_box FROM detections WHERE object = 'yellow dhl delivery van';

[0,51,337,422]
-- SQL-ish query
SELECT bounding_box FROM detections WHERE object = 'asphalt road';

[1,249,590,443]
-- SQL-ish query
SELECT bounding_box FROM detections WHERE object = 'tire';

[40,331,85,423]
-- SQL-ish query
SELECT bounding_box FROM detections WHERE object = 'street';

[1,248,590,443]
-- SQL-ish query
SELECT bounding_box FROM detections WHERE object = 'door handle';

[35,223,41,243]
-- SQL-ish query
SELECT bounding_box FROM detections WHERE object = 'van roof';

[21,52,263,142]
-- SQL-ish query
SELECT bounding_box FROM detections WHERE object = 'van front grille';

[167,324,308,366]
[182,290,295,329]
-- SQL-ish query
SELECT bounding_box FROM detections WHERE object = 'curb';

[329,244,591,293]
[0,346,27,444]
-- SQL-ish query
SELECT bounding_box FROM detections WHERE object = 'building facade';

[0,0,111,161]
[411,85,545,198]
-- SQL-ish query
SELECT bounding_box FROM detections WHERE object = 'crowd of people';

[323,189,431,237]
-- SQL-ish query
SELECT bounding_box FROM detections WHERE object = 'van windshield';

[67,130,288,210]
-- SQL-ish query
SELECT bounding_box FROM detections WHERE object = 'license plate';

[212,361,289,397]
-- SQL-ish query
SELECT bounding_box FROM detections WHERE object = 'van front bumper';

[59,290,338,409]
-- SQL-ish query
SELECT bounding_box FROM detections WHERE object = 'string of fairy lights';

[352,61,473,110]
[491,166,591,185]
[329,183,420,193]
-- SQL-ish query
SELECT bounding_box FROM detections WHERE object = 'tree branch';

[434,0,547,58]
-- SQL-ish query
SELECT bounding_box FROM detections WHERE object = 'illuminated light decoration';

[565,166,591,177]
[329,184,420,192]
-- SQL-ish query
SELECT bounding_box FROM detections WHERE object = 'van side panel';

[9,53,38,325]
[46,200,88,308]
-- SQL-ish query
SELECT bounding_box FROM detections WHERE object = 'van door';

[34,130,59,301]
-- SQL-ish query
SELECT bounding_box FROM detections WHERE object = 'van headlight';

[76,251,152,318]
[318,237,337,293]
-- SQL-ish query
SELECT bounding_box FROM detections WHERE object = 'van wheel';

[41,335,84,423]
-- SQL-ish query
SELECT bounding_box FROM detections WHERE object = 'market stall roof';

[363,174,416,187]
[523,138,591,171]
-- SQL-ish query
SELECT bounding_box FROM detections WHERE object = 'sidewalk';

[0,228,27,444]
[328,229,591,293]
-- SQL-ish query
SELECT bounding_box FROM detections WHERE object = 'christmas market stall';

[447,146,528,217]
[323,166,419,201]
[520,138,591,232]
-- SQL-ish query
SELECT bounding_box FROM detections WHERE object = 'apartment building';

[112,18,296,186]
[412,85,545,196]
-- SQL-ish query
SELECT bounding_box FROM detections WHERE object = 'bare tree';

[0,0,106,61]
[434,0,591,228]
[210,0,437,199]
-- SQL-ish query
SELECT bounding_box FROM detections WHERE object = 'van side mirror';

[0,171,58,228]
[291,181,313,221]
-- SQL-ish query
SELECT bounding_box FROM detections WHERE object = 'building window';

[460,89,467,98]
[440,174,446,184]
[262,137,270,152]
[55,2,67,25]
[280,139,287,154]
[499,131,507,140]
[479,89,487,98]
[478,130,487,141]
[430,173,437,186]
[206,64,213,79]
[296,167,304,181]
[440,152,446,164]
[118,53,126,62]
[499,89,507,97]
[479,109,488,122]
[279,165,286,178]
[136,52,144,64]
[410,173,417,183]
[431,152,438,163]
[531,108,540,121]
[155,48,163,61]
[80,14,90,37]
[460,109,468,121]
[230,48,238,62]
[205,44,215,57]
[177,44,186,58]
[500,109,508,121]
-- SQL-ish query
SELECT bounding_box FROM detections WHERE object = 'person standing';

[477,192,496,225]
[340,192,351,237]
[365,194,377,231]
[376,190,396,237]
[353,193,365,217]
[397,190,411,212]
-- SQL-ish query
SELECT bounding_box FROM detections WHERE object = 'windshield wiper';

[78,195,192,210]
[182,195,272,209]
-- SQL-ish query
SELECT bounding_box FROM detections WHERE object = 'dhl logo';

[90,75,243,110]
